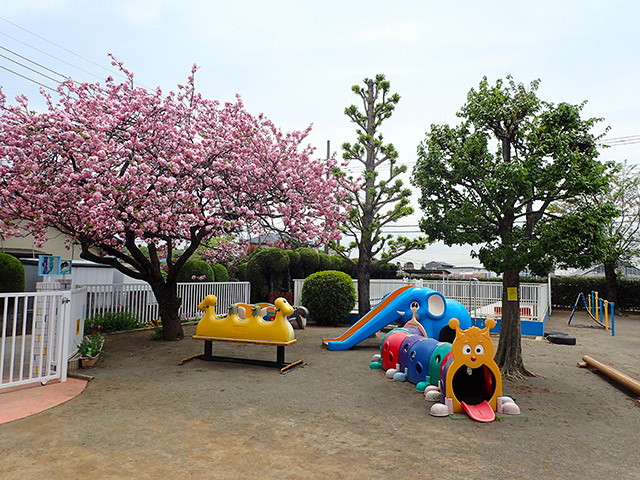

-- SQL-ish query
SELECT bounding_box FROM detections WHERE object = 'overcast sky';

[1,1,638,268]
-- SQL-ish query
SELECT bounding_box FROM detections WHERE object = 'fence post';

[59,292,71,382]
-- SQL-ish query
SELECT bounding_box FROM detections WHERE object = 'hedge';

[551,276,640,312]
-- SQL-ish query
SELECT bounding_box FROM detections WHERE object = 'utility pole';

[324,140,330,254]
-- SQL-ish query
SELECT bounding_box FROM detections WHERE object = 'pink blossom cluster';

[0,59,350,263]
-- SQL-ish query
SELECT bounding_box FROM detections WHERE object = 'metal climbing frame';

[568,291,615,336]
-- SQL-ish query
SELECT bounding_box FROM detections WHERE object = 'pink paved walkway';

[0,378,87,425]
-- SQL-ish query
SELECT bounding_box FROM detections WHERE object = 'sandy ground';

[1,309,639,480]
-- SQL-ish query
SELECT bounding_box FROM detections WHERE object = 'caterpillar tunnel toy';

[371,317,521,423]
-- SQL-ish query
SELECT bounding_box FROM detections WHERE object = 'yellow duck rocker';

[195,295,296,344]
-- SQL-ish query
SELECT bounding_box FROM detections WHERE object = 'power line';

[0,51,65,85]
[0,64,57,92]
[0,30,106,83]
[600,135,640,147]
[0,16,125,81]
[0,44,68,80]
[0,17,159,93]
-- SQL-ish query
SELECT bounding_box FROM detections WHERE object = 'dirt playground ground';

[1,308,639,480]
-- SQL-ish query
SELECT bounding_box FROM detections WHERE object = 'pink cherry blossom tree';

[0,59,348,340]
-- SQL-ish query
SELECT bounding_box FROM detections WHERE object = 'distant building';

[248,232,315,251]
[401,260,494,279]
[1,227,114,291]
[573,263,640,279]
[1,229,86,260]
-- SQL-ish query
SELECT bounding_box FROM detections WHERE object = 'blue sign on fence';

[38,255,61,276]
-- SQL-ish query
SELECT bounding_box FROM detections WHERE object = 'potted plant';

[77,327,105,368]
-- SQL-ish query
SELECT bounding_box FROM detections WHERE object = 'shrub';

[260,247,290,273]
[87,311,142,333]
[0,253,25,293]
[295,247,319,278]
[247,248,292,302]
[333,255,356,278]
[236,262,248,281]
[617,278,640,311]
[177,259,215,282]
[211,263,229,282]
[286,250,300,271]
[370,262,400,279]
[247,252,269,303]
[301,270,356,326]
[318,252,332,271]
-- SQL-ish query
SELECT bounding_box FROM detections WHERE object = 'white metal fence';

[81,282,251,324]
[293,278,550,323]
[0,289,86,391]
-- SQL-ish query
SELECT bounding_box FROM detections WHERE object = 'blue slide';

[322,286,472,351]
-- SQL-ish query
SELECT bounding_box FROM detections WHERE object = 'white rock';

[430,403,450,417]
[501,402,521,415]
[424,390,441,402]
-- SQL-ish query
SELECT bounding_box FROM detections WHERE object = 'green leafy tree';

[600,163,640,304]
[558,161,640,308]
[413,76,612,378]
[331,74,426,316]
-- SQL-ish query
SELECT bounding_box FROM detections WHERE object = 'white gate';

[0,289,84,391]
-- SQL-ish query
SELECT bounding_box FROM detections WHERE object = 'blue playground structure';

[568,291,615,336]
[322,286,472,351]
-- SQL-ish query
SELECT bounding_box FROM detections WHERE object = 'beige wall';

[1,229,85,260]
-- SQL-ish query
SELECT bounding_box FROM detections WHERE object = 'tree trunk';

[150,281,184,341]
[495,270,532,378]
[356,261,371,318]
[603,260,618,309]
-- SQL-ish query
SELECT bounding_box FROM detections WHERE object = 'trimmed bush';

[260,248,290,287]
[301,270,356,326]
[318,252,332,271]
[247,248,291,302]
[617,278,640,311]
[236,262,248,281]
[247,252,269,303]
[211,263,229,282]
[0,253,25,293]
[295,247,319,279]
[177,259,215,282]
[333,255,356,278]
[285,250,300,273]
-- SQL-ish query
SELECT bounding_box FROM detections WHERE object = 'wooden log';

[582,355,640,396]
